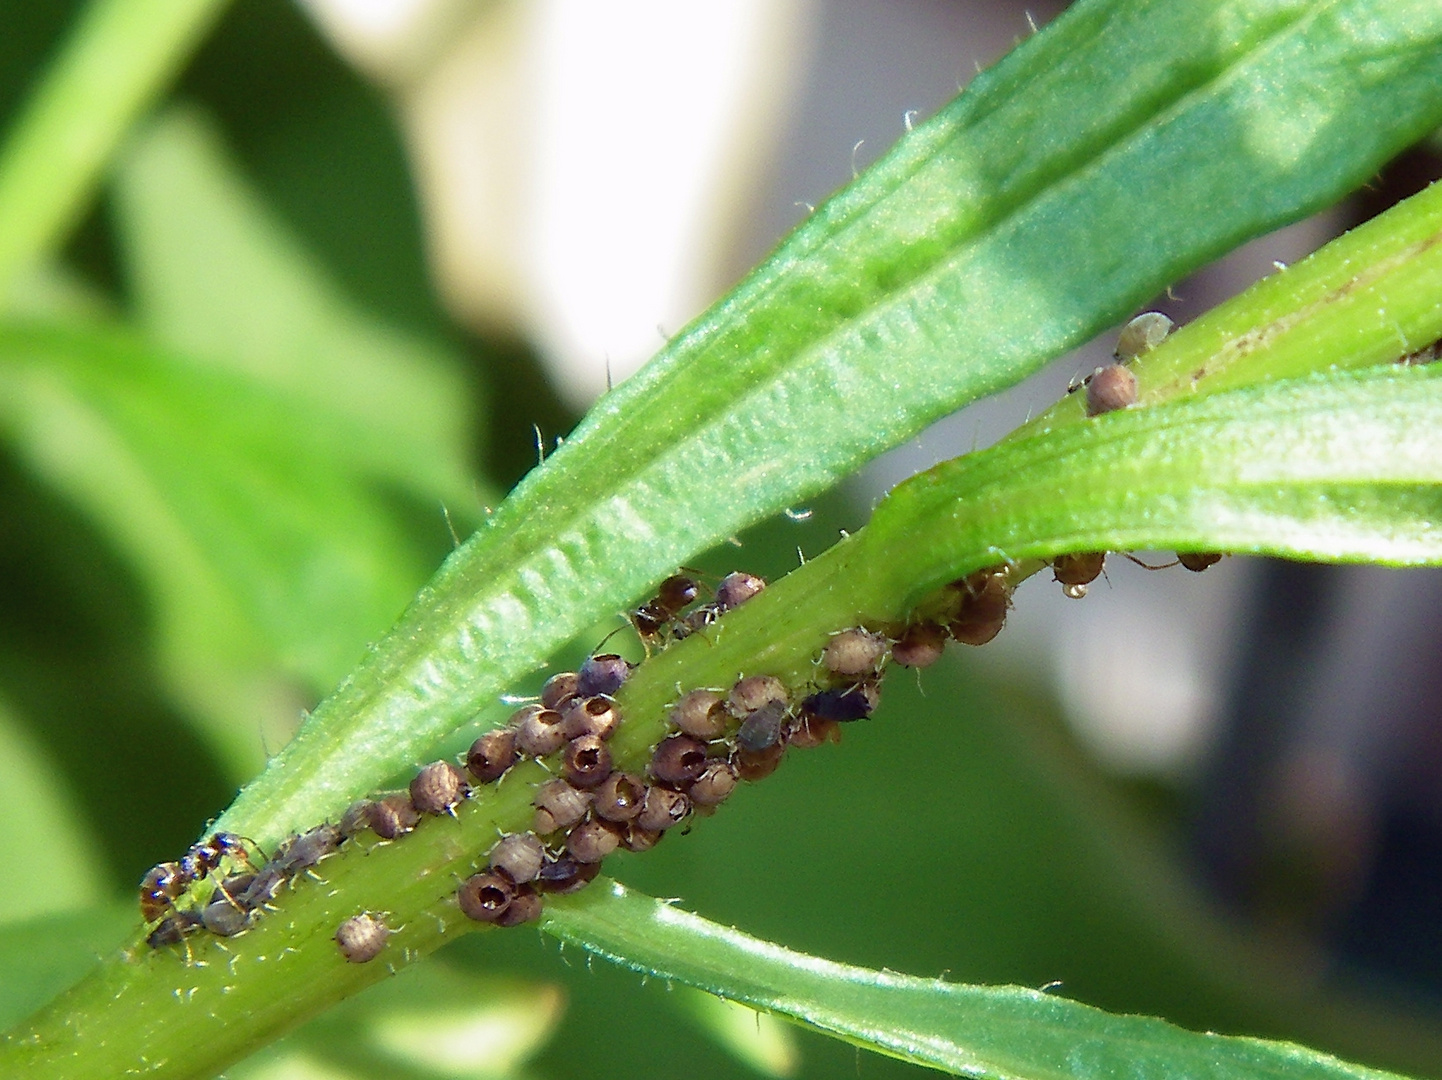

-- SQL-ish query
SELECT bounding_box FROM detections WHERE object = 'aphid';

[139,862,185,923]
[489,832,546,884]
[736,700,787,752]
[566,819,623,863]
[410,761,469,815]
[145,910,201,949]
[540,671,580,710]
[559,695,621,741]
[1178,551,1223,572]
[338,799,375,839]
[238,864,287,909]
[200,895,250,937]
[890,621,947,669]
[273,824,343,876]
[948,567,1009,646]
[1114,311,1175,362]
[635,786,691,832]
[514,705,568,758]
[650,735,709,786]
[727,675,788,717]
[496,886,543,927]
[671,689,728,740]
[1053,552,1105,587]
[801,681,880,723]
[715,571,765,611]
[631,573,702,642]
[621,823,663,852]
[592,771,646,822]
[533,778,591,834]
[733,743,785,782]
[561,734,612,789]
[1085,364,1137,417]
[369,794,421,840]
[457,872,515,923]
[822,629,887,677]
[335,913,389,962]
[785,714,841,749]
[536,854,601,894]
[688,761,738,807]
[467,728,519,783]
[575,654,633,698]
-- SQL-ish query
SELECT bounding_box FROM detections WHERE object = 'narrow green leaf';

[0,0,230,303]
[544,880,1408,1080]
[218,0,1442,846]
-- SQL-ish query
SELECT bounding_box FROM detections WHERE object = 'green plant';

[1,1,1441,1078]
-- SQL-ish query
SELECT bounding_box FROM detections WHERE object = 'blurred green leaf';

[0,905,133,1032]
[673,987,801,1078]
[546,880,1412,1080]
[219,0,1442,846]
[0,693,106,921]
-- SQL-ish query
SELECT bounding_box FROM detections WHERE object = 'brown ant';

[629,572,702,645]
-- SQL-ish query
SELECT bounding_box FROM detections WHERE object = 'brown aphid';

[496,886,543,927]
[335,913,389,962]
[716,571,765,611]
[688,760,739,806]
[575,653,632,698]
[727,675,788,716]
[636,785,691,832]
[338,799,375,839]
[369,794,421,840]
[238,864,287,909]
[562,734,612,789]
[514,706,568,757]
[139,862,185,923]
[948,567,1009,646]
[891,621,947,668]
[536,854,601,894]
[786,714,842,749]
[540,671,580,710]
[1178,551,1223,572]
[200,896,250,937]
[593,771,646,822]
[1086,364,1138,416]
[734,743,785,782]
[671,689,728,740]
[737,700,787,752]
[823,628,888,677]
[560,695,621,741]
[273,824,343,874]
[489,832,546,884]
[145,910,201,949]
[1114,311,1175,362]
[467,728,519,783]
[567,819,623,864]
[411,760,469,815]
[1053,552,1106,587]
[457,872,515,923]
[650,734,709,786]
[533,778,591,834]
[622,823,663,852]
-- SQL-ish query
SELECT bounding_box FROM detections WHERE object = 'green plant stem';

[0,0,230,306]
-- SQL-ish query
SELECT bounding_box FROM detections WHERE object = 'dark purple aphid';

[457,872,516,922]
[650,735,709,786]
[801,683,879,723]
[467,728,519,783]
[737,700,787,751]
[536,854,601,894]
[410,760,469,815]
[335,913,389,962]
[575,653,632,698]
